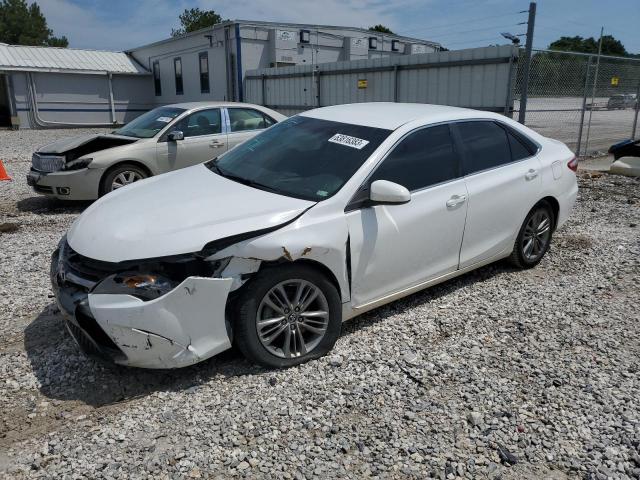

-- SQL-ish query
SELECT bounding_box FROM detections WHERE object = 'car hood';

[37,133,138,155]
[67,164,315,262]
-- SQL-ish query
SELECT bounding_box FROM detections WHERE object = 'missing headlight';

[93,272,177,301]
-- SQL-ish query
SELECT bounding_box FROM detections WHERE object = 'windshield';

[113,107,186,138]
[208,116,392,201]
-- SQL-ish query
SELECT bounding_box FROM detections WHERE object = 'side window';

[153,61,161,96]
[176,109,222,138]
[369,124,459,191]
[199,52,210,94]
[228,108,275,132]
[174,58,183,95]
[456,121,511,174]
[502,125,537,161]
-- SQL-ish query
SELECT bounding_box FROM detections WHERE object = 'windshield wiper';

[208,161,283,195]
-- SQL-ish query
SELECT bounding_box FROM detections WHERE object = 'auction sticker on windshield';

[328,133,370,150]
[156,117,173,123]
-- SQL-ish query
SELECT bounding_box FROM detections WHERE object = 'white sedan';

[51,103,578,369]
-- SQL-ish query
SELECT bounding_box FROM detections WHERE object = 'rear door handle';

[446,194,467,208]
[210,140,225,148]
[525,169,539,181]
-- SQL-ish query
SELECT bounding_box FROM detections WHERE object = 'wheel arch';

[99,160,153,195]
[258,258,344,302]
[539,195,560,230]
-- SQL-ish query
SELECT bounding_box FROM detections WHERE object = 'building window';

[174,57,183,95]
[153,61,161,96]
[392,40,400,52]
[368,37,377,50]
[300,29,310,44]
[199,52,210,94]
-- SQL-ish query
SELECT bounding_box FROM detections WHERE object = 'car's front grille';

[32,153,65,173]
[59,241,119,291]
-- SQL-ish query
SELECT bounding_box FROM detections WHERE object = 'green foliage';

[368,24,394,34]
[171,8,223,37]
[0,0,68,47]
[549,35,628,57]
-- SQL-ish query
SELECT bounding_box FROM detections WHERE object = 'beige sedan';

[27,102,286,200]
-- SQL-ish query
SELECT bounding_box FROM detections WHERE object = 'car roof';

[163,101,272,111]
[300,102,505,130]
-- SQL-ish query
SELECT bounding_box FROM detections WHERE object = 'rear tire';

[509,201,555,269]
[99,163,148,197]
[234,264,342,368]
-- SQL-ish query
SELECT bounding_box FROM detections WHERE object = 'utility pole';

[518,1,536,124]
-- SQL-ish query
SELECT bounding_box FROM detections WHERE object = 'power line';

[398,11,525,37]
[443,36,507,47]
[425,23,525,40]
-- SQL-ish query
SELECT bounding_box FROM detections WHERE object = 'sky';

[36,0,640,54]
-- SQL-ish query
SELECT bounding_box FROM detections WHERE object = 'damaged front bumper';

[28,167,104,200]
[51,244,234,369]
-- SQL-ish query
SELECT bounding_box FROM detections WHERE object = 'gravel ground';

[0,129,639,479]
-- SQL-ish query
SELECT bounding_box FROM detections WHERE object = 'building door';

[0,75,11,127]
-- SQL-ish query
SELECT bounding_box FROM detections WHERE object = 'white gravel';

[1,129,639,479]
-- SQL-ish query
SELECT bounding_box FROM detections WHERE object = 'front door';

[346,124,468,307]
[157,108,227,171]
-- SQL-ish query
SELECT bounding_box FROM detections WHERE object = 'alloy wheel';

[111,171,143,191]
[256,279,330,359]
[522,209,552,262]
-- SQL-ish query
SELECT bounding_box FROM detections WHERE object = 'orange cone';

[0,160,11,181]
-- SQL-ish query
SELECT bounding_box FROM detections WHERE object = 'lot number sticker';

[328,133,370,150]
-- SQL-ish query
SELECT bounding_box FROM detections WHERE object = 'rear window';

[503,125,537,160]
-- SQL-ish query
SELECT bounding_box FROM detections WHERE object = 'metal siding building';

[0,43,153,129]
[128,20,441,106]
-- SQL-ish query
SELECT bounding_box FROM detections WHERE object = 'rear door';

[225,107,277,150]
[453,120,542,268]
[346,124,469,306]
[156,108,226,171]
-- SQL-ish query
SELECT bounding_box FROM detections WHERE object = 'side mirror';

[369,180,411,205]
[167,130,184,141]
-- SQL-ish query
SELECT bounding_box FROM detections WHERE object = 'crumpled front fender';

[88,276,232,369]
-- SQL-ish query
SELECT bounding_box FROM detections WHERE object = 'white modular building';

[127,20,441,106]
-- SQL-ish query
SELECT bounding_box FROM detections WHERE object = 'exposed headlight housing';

[93,272,177,301]
[63,157,93,171]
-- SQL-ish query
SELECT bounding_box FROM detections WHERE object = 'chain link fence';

[512,49,640,156]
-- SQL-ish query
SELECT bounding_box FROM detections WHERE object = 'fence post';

[518,1,537,124]
[576,55,592,156]
[504,53,516,116]
[632,80,640,139]
[584,27,604,157]
[261,74,266,106]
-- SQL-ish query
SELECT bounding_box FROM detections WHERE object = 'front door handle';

[525,169,539,181]
[210,140,225,148]
[446,194,467,208]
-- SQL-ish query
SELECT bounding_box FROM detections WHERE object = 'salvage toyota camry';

[51,103,578,369]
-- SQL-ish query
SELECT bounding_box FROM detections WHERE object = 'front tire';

[509,201,555,269]
[234,264,342,368]
[99,163,148,197]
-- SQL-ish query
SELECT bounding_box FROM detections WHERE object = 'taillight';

[567,156,578,172]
